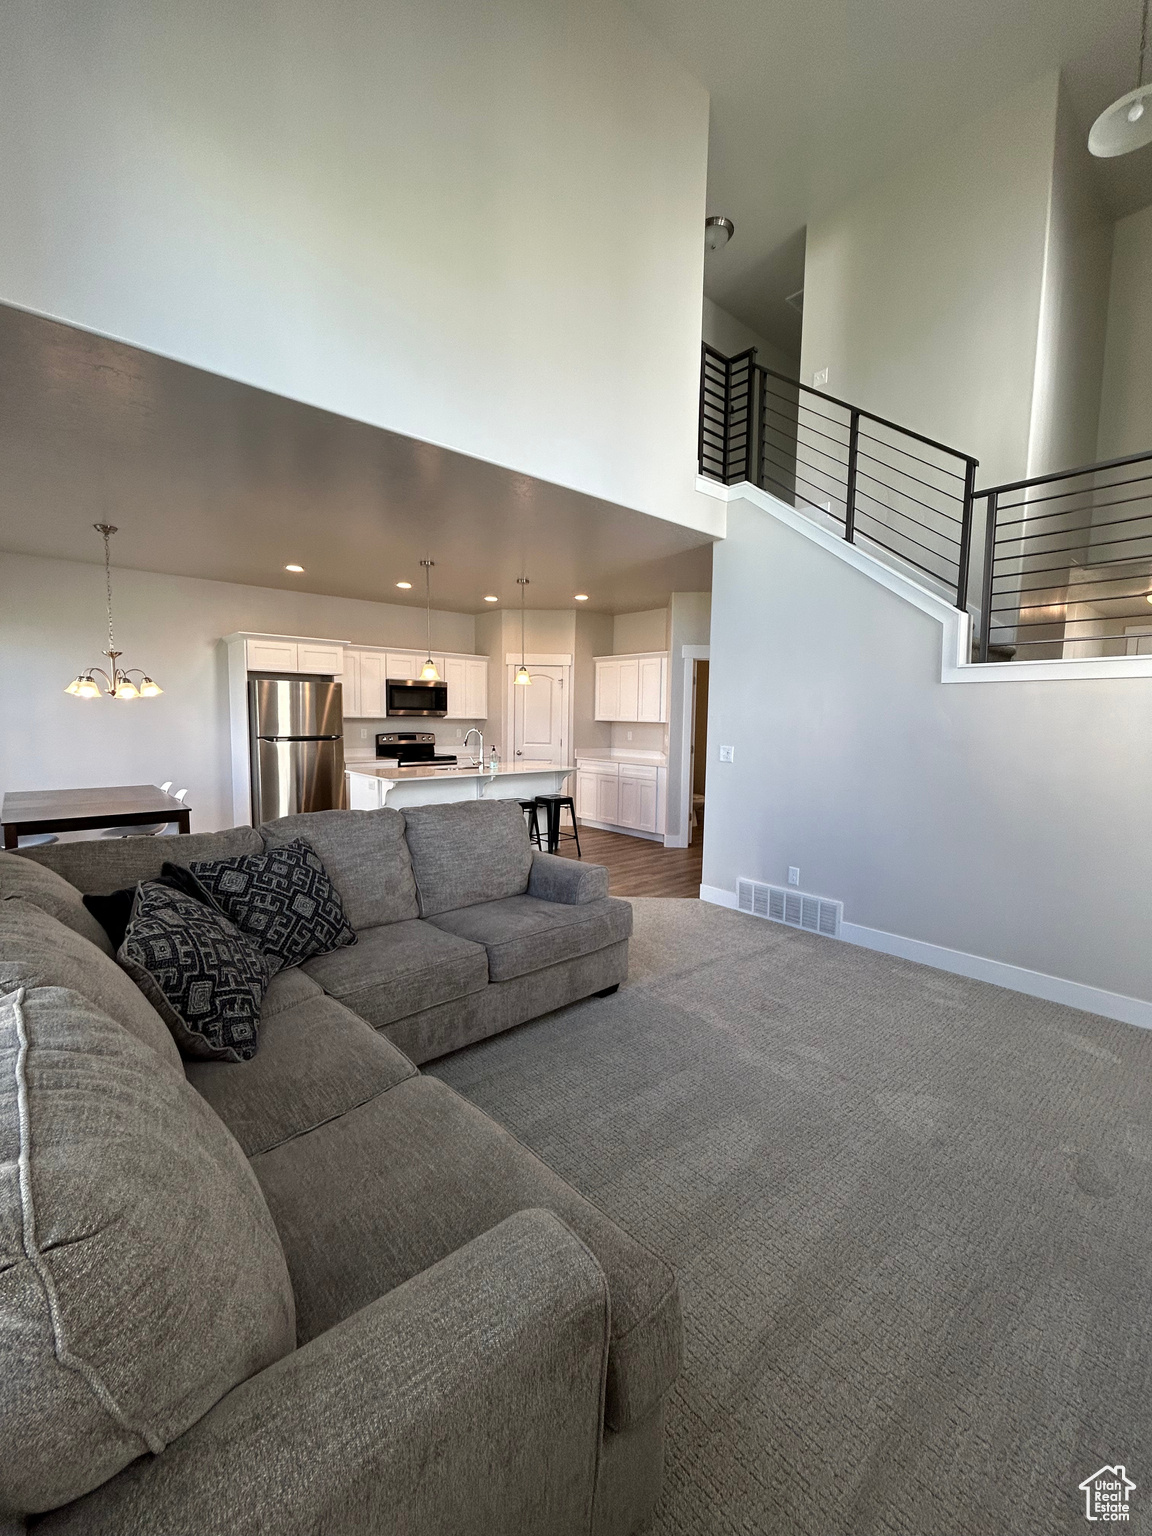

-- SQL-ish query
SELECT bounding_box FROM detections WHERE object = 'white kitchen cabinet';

[575,758,665,838]
[386,652,423,681]
[594,652,667,723]
[246,639,300,672]
[245,639,344,675]
[637,655,666,722]
[465,657,488,719]
[442,656,487,719]
[342,650,361,715]
[358,651,388,717]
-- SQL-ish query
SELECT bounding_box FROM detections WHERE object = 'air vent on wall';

[737,878,841,939]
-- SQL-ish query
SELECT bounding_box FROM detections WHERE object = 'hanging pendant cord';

[1140,0,1149,88]
[426,563,432,657]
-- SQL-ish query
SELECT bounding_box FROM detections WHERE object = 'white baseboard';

[698,886,1152,1030]
[579,818,664,843]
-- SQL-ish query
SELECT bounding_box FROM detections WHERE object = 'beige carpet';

[430,898,1152,1536]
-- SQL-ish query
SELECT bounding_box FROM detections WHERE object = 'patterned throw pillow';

[118,882,275,1062]
[181,839,356,970]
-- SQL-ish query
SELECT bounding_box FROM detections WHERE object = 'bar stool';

[518,799,543,849]
[535,794,581,858]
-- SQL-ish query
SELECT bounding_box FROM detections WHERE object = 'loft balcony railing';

[699,343,979,612]
[974,451,1152,662]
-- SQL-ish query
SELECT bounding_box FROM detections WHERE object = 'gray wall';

[702,297,797,377]
[703,499,1152,1003]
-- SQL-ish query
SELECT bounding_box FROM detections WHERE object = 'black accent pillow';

[83,864,216,951]
[117,882,274,1062]
[180,840,356,970]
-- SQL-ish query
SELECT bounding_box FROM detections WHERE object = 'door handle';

[516,749,522,756]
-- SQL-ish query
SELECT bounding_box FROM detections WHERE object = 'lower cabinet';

[575,760,664,837]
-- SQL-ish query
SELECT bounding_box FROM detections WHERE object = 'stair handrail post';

[844,409,861,544]
[978,490,998,663]
[745,357,758,486]
[955,457,977,612]
[697,341,708,477]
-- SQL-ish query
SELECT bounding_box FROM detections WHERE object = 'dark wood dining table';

[1,785,192,849]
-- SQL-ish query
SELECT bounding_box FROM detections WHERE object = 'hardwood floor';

[553,820,703,898]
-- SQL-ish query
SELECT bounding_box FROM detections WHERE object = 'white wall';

[703,500,1152,1004]
[1096,201,1152,461]
[702,297,797,378]
[0,552,476,832]
[574,610,614,752]
[0,0,716,537]
[801,75,1059,487]
[1026,83,1113,478]
[612,609,669,653]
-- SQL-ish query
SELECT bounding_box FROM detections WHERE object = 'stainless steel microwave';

[386,677,448,717]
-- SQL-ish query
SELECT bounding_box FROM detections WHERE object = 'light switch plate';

[813,368,829,387]
[719,744,734,762]
[788,866,800,886]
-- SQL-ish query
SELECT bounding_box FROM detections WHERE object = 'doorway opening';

[689,658,709,845]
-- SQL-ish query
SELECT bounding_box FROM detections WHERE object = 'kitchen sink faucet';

[462,727,483,768]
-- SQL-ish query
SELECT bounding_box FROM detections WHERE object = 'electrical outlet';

[813,368,828,388]
[455,729,462,739]
[359,728,368,741]
[626,730,633,742]
[788,866,800,887]
[719,744,734,763]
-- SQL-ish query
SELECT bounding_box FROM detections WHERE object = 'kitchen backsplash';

[343,719,485,758]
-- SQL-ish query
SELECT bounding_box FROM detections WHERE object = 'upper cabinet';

[594,652,668,722]
[343,648,488,718]
[243,638,345,675]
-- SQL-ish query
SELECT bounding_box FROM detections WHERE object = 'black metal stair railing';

[699,343,979,612]
[975,450,1152,662]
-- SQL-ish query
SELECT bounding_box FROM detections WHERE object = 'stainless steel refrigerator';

[248,678,345,823]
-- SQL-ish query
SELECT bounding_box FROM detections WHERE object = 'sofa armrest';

[37,1211,609,1536]
[528,851,610,904]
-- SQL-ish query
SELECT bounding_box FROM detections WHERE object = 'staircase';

[700,344,1152,663]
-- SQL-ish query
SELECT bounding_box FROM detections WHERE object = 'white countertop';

[574,749,667,767]
[346,759,573,781]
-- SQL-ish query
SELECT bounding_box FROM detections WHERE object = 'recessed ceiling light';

[284,563,305,573]
[484,594,499,602]
[574,593,589,601]
[396,581,412,590]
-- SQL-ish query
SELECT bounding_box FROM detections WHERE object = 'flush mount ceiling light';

[705,216,734,252]
[65,524,162,700]
[484,594,499,602]
[1090,0,1152,156]
[515,577,532,686]
[284,563,305,573]
[395,580,412,590]
[574,593,589,601]
[419,560,440,681]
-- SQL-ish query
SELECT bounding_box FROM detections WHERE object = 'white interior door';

[510,665,567,766]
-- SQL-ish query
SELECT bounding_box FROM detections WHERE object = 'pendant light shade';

[65,524,162,701]
[1090,0,1152,156]
[419,559,440,681]
[515,577,532,685]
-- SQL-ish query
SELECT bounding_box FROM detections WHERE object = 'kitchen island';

[345,759,575,811]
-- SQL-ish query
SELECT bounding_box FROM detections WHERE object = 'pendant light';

[1090,0,1152,156]
[514,577,532,685]
[65,524,162,700]
[419,559,440,681]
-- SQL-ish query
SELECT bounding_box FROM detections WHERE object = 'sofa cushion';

[260,965,325,1020]
[118,884,275,1063]
[81,862,220,952]
[260,809,418,929]
[186,993,416,1157]
[0,984,295,1516]
[429,894,633,983]
[303,918,488,1029]
[0,896,182,1074]
[0,849,114,954]
[13,827,265,896]
[251,1074,680,1433]
[401,800,533,917]
[185,841,356,970]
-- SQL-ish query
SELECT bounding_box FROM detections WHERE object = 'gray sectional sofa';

[0,799,681,1535]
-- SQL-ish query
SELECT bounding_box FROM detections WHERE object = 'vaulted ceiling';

[630,0,1152,352]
